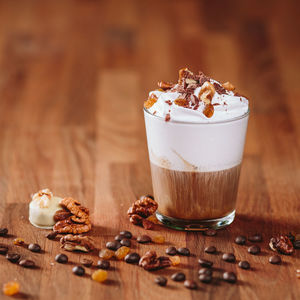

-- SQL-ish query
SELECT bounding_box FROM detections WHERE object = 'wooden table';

[0,0,299,299]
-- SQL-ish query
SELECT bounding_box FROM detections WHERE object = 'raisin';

[152,235,165,244]
[99,249,114,260]
[3,281,20,296]
[91,270,108,283]
[115,246,130,260]
[169,255,180,266]
[13,238,25,246]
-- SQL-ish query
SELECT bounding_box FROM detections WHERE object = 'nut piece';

[198,81,215,104]
[129,214,143,225]
[139,251,171,271]
[144,94,158,109]
[127,196,158,219]
[60,234,95,252]
[60,197,90,224]
[54,209,72,222]
[269,235,294,255]
[158,81,174,90]
[203,103,214,118]
[222,81,235,91]
[54,218,92,234]
[174,98,189,107]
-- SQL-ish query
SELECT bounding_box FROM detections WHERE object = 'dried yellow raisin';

[3,281,20,296]
[13,238,24,246]
[169,255,181,266]
[92,270,108,283]
[115,246,130,260]
[147,215,159,224]
[99,249,114,260]
[152,235,165,244]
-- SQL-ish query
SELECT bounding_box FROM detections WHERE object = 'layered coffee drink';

[144,68,249,230]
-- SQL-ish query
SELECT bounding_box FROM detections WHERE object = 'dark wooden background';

[0,0,299,299]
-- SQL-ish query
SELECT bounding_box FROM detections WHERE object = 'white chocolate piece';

[29,189,62,229]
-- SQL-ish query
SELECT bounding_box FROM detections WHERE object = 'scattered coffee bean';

[114,235,123,242]
[238,261,250,269]
[199,274,212,283]
[171,272,186,282]
[6,253,20,263]
[137,235,152,244]
[80,258,93,267]
[235,235,246,245]
[205,246,216,254]
[125,252,140,264]
[203,229,217,236]
[72,266,85,276]
[97,259,110,270]
[177,247,190,256]
[46,231,58,240]
[119,231,132,239]
[294,240,300,249]
[223,271,237,283]
[198,258,213,268]
[0,244,8,255]
[155,276,167,287]
[28,243,41,253]
[222,253,236,263]
[106,241,122,250]
[248,234,262,243]
[55,253,68,264]
[248,245,261,255]
[269,255,281,265]
[19,259,35,268]
[199,268,213,276]
[166,246,177,256]
[120,239,131,247]
[0,228,8,236]
[184,280,197,290]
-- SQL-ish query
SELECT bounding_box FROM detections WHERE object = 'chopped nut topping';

[139,251,171,271]
[198,81,215,104]
[54,209,72,222]
[174,98,189,107]
[269,235,294,255]
[222,81,235,91]
[144,94,158,109]
[158,81,174,90]
[203,103,214,118]
[60,234,95,252]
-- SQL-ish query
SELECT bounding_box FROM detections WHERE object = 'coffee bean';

[223,271,237,283]
[155,276,167,287]
[203,229,217,236]
[46,231,58,240]
[120,239,131,247]
[140,194,154,200]
[6,253,20,263]
[235,235,246,245]
[198,258,213,268]
[72,266,85,276]
[19,259,35,268]
[125,253,140,264]
[106,241,122,250]
[114,235,123,241]
[222,253,236,263]
[137,235,152,244]
[248,245,261,255]
[269,255,281,265]
[238,261,250,269]
[0,244,8,255]
[205,246,216,254]
[97,259,110,270]
[248,234,262,243]
[171,272,186,282]
[293,240,300,249]
[198,268,213,276]
[55,253,68,264]
[80,258,93,267]
[28,243,41,253]
[0,228,8,236]
[165,246,177,256]
[119,231,132,239]
[184,280,197,290]
[177,247,190,256]
[199,274,212,283]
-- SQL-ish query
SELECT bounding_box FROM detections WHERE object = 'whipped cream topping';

[145,69,249,123]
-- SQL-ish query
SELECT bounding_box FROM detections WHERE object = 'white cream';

[147,81,248,123]
[29,189,62,229]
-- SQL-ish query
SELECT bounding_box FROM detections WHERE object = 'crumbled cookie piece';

[60,234,95,252]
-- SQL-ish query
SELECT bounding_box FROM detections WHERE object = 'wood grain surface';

[0,0,299,299]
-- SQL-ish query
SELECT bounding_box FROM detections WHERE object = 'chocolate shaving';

[213,82,227,95]
[165,113,170,122]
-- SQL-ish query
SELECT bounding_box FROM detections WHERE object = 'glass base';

[156,210,235,231]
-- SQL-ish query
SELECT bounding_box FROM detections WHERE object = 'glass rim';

[143,107,250,125]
